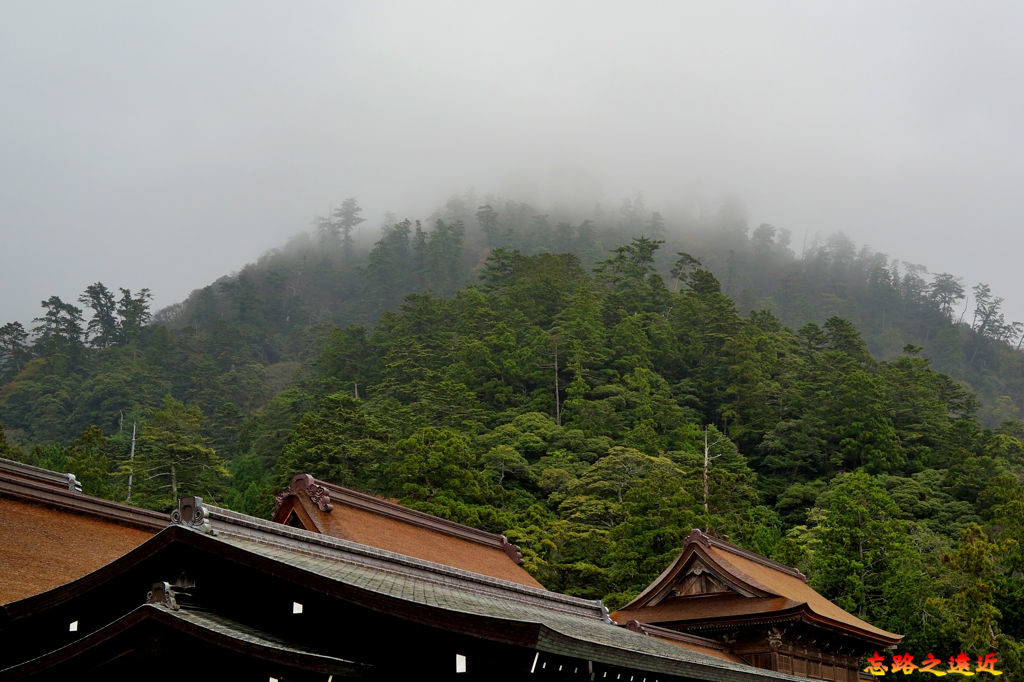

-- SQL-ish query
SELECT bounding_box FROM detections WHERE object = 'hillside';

[1,194,1023,672]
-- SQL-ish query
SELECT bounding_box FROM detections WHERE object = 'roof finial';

[290,473,333,512]
[171,496,212,534]
[685,528,708,547]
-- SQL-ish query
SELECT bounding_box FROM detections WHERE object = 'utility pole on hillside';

[126,422,136,502]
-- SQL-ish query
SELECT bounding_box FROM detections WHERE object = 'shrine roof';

[617,595,802,624]
[273,473,543,588]
[215,511,807,679]
[0,459,164,604]
[193,507,802,679]
[613,529,901,645]
[704,540,899,640]
[4,500,802,682]
[0,602,366,680]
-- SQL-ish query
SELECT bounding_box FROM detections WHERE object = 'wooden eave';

[0,603,369,680]
[797,607,905,648]
[652,603,900,649]
[622,620,748,663]
[613,596,803,626]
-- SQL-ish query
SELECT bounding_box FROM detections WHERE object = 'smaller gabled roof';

[617,595,802,624]
[273,473,543,588]
[613,529,901,646]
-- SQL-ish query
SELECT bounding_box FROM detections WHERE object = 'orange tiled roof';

[704,542,899,640]
[273,474,544,589]
[0,497,154,603]
[0,457,167,604]
[613,529,901,645]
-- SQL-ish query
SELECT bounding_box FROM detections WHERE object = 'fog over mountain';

[2,1,1022,327]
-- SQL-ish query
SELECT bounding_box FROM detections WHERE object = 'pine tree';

[127,397,227,510]
[79,282,118,348]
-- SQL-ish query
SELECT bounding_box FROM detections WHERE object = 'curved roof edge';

[615,528,901,645]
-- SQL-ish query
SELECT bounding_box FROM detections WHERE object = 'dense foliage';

[2,194,1023,673]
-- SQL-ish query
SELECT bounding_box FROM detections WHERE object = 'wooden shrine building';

[0,495,800,682]
[612,529,902,681]
[0,460,899,680]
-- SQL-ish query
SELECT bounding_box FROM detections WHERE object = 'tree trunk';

[703,428,710,515]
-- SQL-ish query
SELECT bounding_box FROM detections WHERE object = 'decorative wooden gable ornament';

[669,558,745,599]
[622,529,775,611]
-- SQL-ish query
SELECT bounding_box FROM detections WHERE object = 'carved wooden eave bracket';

[767,625,787,649]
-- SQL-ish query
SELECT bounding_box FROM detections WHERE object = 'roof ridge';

[200,502,608,621]
[687,530,807,582]
[0,470,167,531]
[278,474,524,563]
[0,457,81,493]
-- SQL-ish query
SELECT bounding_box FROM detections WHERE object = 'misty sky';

[2,1,1023,328]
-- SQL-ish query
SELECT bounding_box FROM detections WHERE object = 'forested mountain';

[1,193,1023,673]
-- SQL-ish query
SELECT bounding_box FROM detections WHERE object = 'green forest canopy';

[1,194,1023,673]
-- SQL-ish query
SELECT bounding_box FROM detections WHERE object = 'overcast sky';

[2,1,1022,328]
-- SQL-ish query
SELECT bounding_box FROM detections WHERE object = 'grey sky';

[2,1,1022,327]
